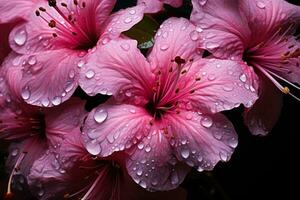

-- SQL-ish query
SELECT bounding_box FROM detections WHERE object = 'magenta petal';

[244,76,283,136]
[79,38,153,99]
[126,130,189,191]
[100,4,146,40]
[187,59,258,113]
[82,103,152,157]
[0,0,36,23]
[138,0,182,13]
[148,17,199,72]
[4,49,80,107]
[166,111,238,171]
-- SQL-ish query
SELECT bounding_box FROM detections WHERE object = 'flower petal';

[82,103,152,157]
[4,49,80,107]
[0,23,16,64]
[126,128,189,191]
[100,4,146,40]
[165,110,238,171]
[138,0,182,13]
[191,0,250,58]
[79,38,154,102]
[244,76,283,136]
[148,17,199,73]
[187,59,258,113]
[0,0,36,23]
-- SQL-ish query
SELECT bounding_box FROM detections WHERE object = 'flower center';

[35,0,98,50]
[146,56,201,119]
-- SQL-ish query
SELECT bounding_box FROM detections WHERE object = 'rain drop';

[124,17,132,24]
[137,169,143,176]
[121,43,130,51]
[201,117,213,128]
[77,60,85,68]
[198,0,207,6]
[239,74,247,82]
[14,29,27,46]
[145,145,151,152]
[170,171,179,185]
[85,69,95,79]
[28,56,37,65]
[11,149,19,156]
[21,88,31,100]
[94,109,108,124]
[52,96,62,106]
[256,1,266,9]
[129,9,136,15]
[41,98,50,107]
[181,149,190,159]
[160,44,169,51]
[190,31,199,41]
[86,140,101,155]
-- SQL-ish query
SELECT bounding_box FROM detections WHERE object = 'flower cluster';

[0,0,299,199]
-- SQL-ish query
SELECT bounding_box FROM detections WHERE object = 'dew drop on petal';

[145,145,151,152]
[198,0,207,6]
[170,171,179,185]
[190,31,199,41]
[137,169,143,176]
[222,85,234,92]
[86,140,101,155]
[197,166,204,172]
[85,69,95,79]
[129,9,136,15]
[14,29,27,46]
[121,43,130,51]
[41,98,50,107]
[11,149,19,156]
[124,17,132,24]
[160,44,169,51]
[219,152,228,162]
[94,109,108,124]
[77,60,85,68]
[201,117,213,128]
[52,96,62,106]
[28,56,37,65]
[239,74,247,82]
[37,189,44,197]
[140,181,147,189]
[21,88,31,100]
[181,149,190,159]
[228,138,238,148]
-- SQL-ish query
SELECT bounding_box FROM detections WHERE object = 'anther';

[39,7,46,12]
[61,2,67,7]
[195,77,201,81]
[175,88,180,93]
[48,20,56,28]
[35,10,40,16]
[282,87,290,94]
[52,33,58,37]
[48,0,57,7]
[82,2,86,8]
[181,69,187,74]
[174,56,186,64]
[190,90,195,94]
[73,0,78,5]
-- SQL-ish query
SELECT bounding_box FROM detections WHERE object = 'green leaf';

[123,15,159,49]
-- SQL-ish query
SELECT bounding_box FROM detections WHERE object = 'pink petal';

[244,76,283,136]
[187,58,258,113]
[148,17,199,73]
[137,0,164,13]
[79,38,154,101]
[82,103,153,156]
[0,0,36,23]
[191,0,251,58]
[239,0,300,45]
[4,49,80,107]
[126,131,190,191]
[44,98,87,147]
[165,110,238,171]
[100,4,146,40]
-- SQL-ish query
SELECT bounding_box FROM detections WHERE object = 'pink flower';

[1,0,145,107]
[28,129,187,199]
[0,76,86,197]
[80,17,258,191]
[191,0,300,135]
[138,0,183,13]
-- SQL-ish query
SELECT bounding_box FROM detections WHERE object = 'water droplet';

[129,109,136,114]
[222,85,234,92]
[21,88,30,100]
[170,171,179,185]
[190,31,199,41]
[206,42,219,50]
[69,70,75,79]
[86,140,101,155]
[185,113,193,120]
[181,149,190,159]
[41,98,50,107]
[250,85,256,92]
[102,38,110,45]
[201,117,213,128]
[207,74,216,81]
[151,179,158,186]
[239,74,247,82]
[94,109,108,124]
[216,64,221,68]
[12,56,21,66]
[196,26,203,32]
[85,69,95,79]
[145,145,151,152]
[137,169,143,176]
[124,17,132,24]
[228,138,238,148]
[129,9,136,15]
[125,91,132,97]
[52,96,62,106]
[106,134,115,144]
[77,60,85,68]
[197,155,203,162]
[197,166,204,172]
[256,1,266,9]
[198,0,207,6]
[38,189,44,197]
[121,43,130,51]
[28,56,37,65]
[11,148,19,156]
[160,44,169,51]
[14,29,27,46]
[213,131,223,140]
[219,152,229,161]
[137,142,144,150]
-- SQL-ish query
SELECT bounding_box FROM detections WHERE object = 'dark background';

[1,0,300,200]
